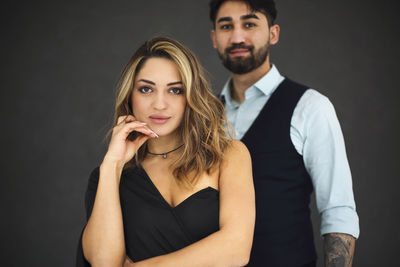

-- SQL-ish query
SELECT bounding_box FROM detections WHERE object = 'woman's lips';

[149,115,171,124]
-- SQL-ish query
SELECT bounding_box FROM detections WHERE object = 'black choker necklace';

[147,144,184,159]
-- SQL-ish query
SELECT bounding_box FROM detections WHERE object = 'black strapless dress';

[76,165,219,266]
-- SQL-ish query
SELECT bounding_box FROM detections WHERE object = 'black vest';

[240,78,317,266]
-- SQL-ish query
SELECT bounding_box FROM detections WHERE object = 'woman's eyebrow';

[137,79,182,86]
[138,79,155,85]
[167,81,182,86]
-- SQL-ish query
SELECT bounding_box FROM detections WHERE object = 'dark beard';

[218,43,269,74]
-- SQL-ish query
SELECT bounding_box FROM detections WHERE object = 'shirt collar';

[220,64,284,107]
[253,64,284,96]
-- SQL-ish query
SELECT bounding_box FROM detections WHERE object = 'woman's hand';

[104,115,157,166]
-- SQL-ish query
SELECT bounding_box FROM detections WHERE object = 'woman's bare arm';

[82,161,126,267]
[82,115,154,266]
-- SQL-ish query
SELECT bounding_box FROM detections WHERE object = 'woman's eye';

[139,87,152,93]
[169,87,184,94]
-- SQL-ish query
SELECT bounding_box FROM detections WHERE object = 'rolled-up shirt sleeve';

[292,89,360,239]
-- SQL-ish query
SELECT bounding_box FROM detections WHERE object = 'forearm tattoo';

[324,233,355,267]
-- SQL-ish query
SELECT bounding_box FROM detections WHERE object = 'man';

[209,0,359,266]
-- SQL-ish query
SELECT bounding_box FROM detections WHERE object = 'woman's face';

[131,57,187,138]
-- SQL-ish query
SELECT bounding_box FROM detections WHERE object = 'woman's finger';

[123,121,158,138]
[123,115,137,123]
[117,115,128,125]
[120,122,158,138]
[137,124,158,138]
[116,115,137,125]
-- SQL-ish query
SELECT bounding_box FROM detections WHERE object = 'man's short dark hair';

[209,0,277,28]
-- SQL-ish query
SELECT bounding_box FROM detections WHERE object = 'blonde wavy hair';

[112,36,232,183]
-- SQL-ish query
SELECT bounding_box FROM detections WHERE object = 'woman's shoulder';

[219,140,253,187]
[221,140,251,168]
[225,139,251,158]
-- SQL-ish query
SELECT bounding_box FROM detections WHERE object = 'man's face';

[211,1,279,74]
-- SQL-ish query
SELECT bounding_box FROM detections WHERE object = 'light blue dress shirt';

[221,65,360,238]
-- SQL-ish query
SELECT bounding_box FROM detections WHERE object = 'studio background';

[1,0,399,266]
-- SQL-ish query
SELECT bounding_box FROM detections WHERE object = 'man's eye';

[220,24,232,30]
[245,22,256,28]
[139,87,152,93]
[169,87,184,94]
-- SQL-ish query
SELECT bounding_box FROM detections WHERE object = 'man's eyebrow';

[167,81,182,86]
[241,14,260,20]
[217,17,232,23]
[138,79,155,85]
[217,14,259,24]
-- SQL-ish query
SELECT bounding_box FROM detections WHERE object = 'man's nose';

[230,27,246,44]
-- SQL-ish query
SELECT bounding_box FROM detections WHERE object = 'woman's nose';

[152,92,167,110]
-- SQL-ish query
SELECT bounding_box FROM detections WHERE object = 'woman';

[77,36,255,267]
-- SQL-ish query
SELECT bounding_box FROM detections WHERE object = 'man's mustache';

[225,44,254,53]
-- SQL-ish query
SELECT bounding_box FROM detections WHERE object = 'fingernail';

[140,122,147,125]
[149,130,159,138]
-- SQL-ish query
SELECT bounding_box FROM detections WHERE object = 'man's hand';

[324,233,355,267]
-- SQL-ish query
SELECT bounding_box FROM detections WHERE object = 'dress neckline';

[136,165,218,209]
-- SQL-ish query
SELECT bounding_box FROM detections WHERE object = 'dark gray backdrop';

[1,0,399,266]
